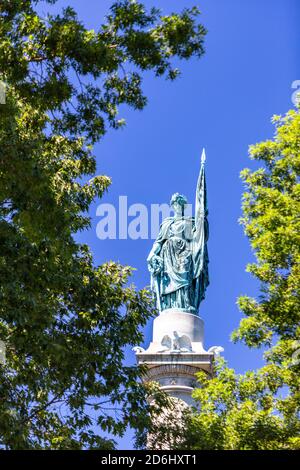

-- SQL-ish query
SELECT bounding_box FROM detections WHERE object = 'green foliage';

[178,359,300,450]
[236,108,300,346]
[180,108,300,450]
[0,0,206,449]
[0,0,206,144]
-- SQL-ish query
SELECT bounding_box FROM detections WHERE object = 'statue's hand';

[148,254,163,276]
[147,252,154,263]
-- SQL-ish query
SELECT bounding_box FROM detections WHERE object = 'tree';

[178,107,300,450]
[0,0,206,449]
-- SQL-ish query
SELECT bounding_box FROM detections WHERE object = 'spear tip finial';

[201,147,206,165]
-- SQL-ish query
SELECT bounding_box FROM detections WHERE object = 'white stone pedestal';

[150,308,205,354]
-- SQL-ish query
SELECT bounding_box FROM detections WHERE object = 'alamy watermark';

[291,80,300,106]
[96,196,193,240]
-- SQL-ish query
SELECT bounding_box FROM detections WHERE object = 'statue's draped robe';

[150,163,209,313]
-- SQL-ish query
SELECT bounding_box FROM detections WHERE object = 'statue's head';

[170,193,188,216]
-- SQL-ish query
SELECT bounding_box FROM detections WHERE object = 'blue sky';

[40,0,299,449]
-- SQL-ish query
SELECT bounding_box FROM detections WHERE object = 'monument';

[134,149,223,407]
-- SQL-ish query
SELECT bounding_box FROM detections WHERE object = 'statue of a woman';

[147,151,209,314]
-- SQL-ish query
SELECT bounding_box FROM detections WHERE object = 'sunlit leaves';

[0,0,206,144]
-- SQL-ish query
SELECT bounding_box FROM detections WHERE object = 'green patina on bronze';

[147,150,209,314]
